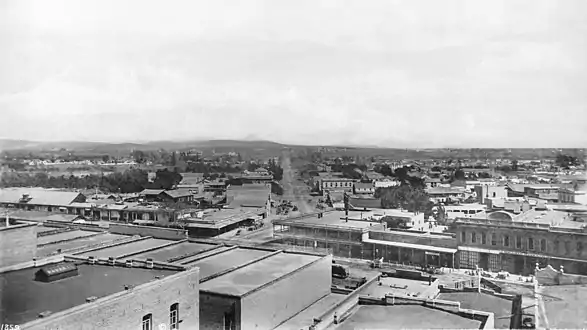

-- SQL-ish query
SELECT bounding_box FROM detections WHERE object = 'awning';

[458,246,501,255]
[363,238,457,254]
[425,252,440,256]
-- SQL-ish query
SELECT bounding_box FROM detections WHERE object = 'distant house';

[424,178,441,189]
[138,189,166,202]
[426,187,466,204]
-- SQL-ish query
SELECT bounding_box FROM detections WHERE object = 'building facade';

[456,211,587,275]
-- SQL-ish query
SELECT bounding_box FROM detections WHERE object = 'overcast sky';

[1,0,586,147]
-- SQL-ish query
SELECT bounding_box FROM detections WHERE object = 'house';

[426,187,466,204]
[319,178,356,193]
[353,182,375,195]
[138,189,166,202]
[474,185,507,204]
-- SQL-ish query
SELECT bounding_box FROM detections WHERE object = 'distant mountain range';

[0,138,583,160]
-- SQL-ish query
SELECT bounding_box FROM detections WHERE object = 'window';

[471,232,477,244]
[142,314,152,330]
[577,242,583,253]
[461,231,466,243]
[481,232,486,245]
[540,239,546,252]
[491,233,497,246]
[528,237,534,250]
[492,192,496,197]
[503,235,510,247]
[516,236,522,249]
[170,303,179,329]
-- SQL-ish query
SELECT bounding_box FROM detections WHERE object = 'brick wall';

[240,254,332,330]
[24,266,200,330]
[0,223,37,268]
[109,223,188,240]
[199,292,239,330]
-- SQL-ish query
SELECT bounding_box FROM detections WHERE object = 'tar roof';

[200,252,320,296]
[335,305,482,330]
[0,263,177,325]
[185,248,273,279]
[439,292,513,329]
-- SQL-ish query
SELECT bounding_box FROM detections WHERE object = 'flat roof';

[37,233,129,257]
[176,246,233,264]
[36,226,61,233]
[77,238,172,259]
[278,212,381,230]
[363,238,458,254]
[200,252,320,296]
[439,292,513,329]
[273,293,347,330]
[334,305,482,329]
[541,284,587,329]
[0,263,177,325]
[185,248,272,279]
[37,230,98,246]
[132,242,218,262]
[360,277,433,298]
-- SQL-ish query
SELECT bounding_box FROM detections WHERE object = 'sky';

[0,0,586,148]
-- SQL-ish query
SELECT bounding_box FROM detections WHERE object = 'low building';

[425,178,441,189]
[0,188,87,213]
[374,179,401,188]
[272,211,458,267]
[426,187,466,204]
[177,207,267,237]
[443,204,487,221]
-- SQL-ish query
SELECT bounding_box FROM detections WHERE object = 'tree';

[151,169,183,190]
[381,216,407,229]
[454,169,466,181]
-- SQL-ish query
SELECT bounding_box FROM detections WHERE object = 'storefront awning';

[363,238,457,254]
[458,246,501,255]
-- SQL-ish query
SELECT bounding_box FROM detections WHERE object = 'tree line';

[0,169,184,193]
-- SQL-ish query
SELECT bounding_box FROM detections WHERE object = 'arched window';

[142,314,152,330]
[170,303,179,329]
[471,232,477,244]
[491,233,497,246]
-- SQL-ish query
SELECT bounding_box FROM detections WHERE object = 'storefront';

[363,238,457,268]
[457,246,501,272]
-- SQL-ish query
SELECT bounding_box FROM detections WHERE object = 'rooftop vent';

[35,263,79,283]
[86,296,98,303]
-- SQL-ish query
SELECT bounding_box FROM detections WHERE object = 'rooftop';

[0,263,177,325]
[37,233,129,257]
[185,247,273,279]
[276,212,383,230]
[37,230,98,246]
[200,252,320,296]
[334,305,482,330]
[132,242,218,262]
[426,187,466,195]
[541,284,587,329]
[438,292,513,329]
[0,188,84,206]
[77,238,173,259]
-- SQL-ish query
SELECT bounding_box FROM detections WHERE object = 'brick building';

[2,259,200,330]
[456,209,587,275]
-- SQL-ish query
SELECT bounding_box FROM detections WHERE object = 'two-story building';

[319,178,356,193]
[353,182,375,195]
[455,209,587,275]
[426,187,466,204]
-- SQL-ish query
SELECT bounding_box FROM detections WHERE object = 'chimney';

[88,256,96,264]
[108,257,116,266]
[126,260,133,268]
[146,258,154,269]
